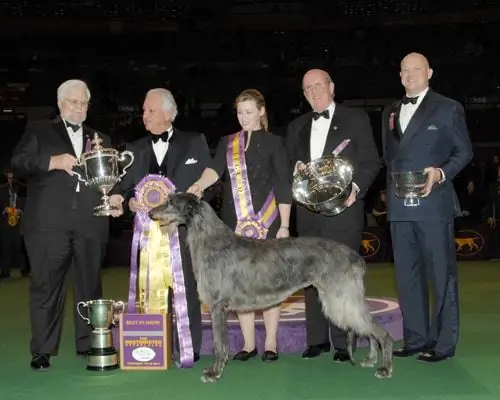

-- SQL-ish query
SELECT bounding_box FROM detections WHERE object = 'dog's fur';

[150,193,394,383]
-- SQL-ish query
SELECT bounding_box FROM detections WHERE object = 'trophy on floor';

[72,132,134,216]
[391,170,428,207]
[77,299,125,371]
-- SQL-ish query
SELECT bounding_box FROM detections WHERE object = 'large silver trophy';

[292,156,354,216]
[77,299,125,371]
[391,171,428,207]
[73,133,134,216]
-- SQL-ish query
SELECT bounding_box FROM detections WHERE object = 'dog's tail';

[346,330,356,365]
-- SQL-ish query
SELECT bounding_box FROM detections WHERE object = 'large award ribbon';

[127,174,194,368]
[227,131,278,239]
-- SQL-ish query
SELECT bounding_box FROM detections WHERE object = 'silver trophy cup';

[391,171,428,207]
[292,156,354,216]
[77,299,125,371]
[73,133,134,216]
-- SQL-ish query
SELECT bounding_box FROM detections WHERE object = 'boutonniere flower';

[389,112,395,131]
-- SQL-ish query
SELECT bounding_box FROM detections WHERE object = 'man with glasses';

[286,69,380,363]
[11,79,124,371]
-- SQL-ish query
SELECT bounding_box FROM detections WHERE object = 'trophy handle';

[76,301,91,324]
[72,160,86,183]
[118,151,134,179]
[112,301,125,325]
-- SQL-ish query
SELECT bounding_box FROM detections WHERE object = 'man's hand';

[344,184,358,207]
[421,167,443,197]
[276,227,290,239]
[109,194,124,218]
[49,154,78,176]
[129,198,138,213]
[294,161,307,175]
[186,183,203,198]
[488,217,496,228]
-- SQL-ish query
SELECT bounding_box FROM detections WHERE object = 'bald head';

[302,69,335,112]
[400,52,433,96]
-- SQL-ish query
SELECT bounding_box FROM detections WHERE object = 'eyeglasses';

[303,81,329,94]
[65,98,89,109]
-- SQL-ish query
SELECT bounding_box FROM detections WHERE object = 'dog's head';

[149,192,201,234]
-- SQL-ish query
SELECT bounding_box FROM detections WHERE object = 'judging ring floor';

[199,295,403,355]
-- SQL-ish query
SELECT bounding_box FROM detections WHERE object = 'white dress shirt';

[310,102,336,161]
[399,87,429,133]
[152,128,174,165]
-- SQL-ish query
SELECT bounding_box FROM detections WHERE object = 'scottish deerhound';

[150,193,393,383]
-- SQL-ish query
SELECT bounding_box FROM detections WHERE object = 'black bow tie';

[312,109,330,120]
[151,132,171,144]
[66,121,81,132]
[402,96,418,105]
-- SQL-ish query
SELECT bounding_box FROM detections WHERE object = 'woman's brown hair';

[234,89,269,131]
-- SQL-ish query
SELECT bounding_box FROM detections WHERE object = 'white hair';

[57,79,91,102]
[147,88,178,121]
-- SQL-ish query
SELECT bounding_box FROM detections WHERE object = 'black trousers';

[302,227,362,350]
[24,230,106,356]
[390,220,459,356]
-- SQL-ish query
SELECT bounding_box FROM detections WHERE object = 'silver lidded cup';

[72,133,134,216]
[390,170,428,207]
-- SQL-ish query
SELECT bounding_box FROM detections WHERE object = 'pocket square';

[427,125,438,130]
[185,158,198,165]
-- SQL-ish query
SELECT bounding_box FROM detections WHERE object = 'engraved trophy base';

[86,330,119,371]
[93,194,119,217]
[403,195,420,207]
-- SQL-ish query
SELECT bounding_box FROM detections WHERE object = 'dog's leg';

[201,303,229,383]
[360,335,379,368]
[371,323,393,379]
[345,330,356,365]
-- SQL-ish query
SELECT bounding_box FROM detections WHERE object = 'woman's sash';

[127,174,194,368]
[226,131,278,239]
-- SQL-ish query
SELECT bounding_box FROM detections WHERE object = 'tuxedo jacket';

[382,89,473,222]
[286,104,381,232]
[10,117,112,240]
[118,128,212,201]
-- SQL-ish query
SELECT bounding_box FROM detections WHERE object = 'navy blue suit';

[382,89,473,356]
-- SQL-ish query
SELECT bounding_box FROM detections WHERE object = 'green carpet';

[1,262,499,400]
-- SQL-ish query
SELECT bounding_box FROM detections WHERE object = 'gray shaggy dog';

[150,193,394,383]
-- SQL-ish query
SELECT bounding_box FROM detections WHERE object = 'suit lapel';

[166,128,190,178]
[322,106,343,157]
[53,117,77,157]
[399,91,438,148]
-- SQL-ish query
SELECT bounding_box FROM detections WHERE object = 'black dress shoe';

[76,350,89,357]
[233,349,258,361]
[332,349,351,363]
[302,343,331,359]
[417,351,452,363]
[262,350,279,362]
[30,354,50,371]
[194,353,200,362]
[393,346,429,358]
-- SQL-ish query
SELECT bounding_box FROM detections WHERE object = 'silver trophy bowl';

[73,133,134,216]
[391,170,428,207]
[292,156,354,217]
[77,299,125,371]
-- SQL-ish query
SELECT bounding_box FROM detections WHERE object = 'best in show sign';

[119,313,172,370]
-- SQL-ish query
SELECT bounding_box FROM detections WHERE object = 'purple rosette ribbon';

[127,174,194,368]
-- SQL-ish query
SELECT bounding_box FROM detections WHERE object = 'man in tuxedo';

[117,88,212,362]
[382,53,473,362]
[11,79,124,371]
[286,69,381,361]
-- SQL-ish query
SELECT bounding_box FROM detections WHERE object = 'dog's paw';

[201,367,221,383]
[374,367,392,379]
[360,358,377,368]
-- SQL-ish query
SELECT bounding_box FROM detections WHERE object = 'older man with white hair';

[116,88,213,363]
[11,79,124,371]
